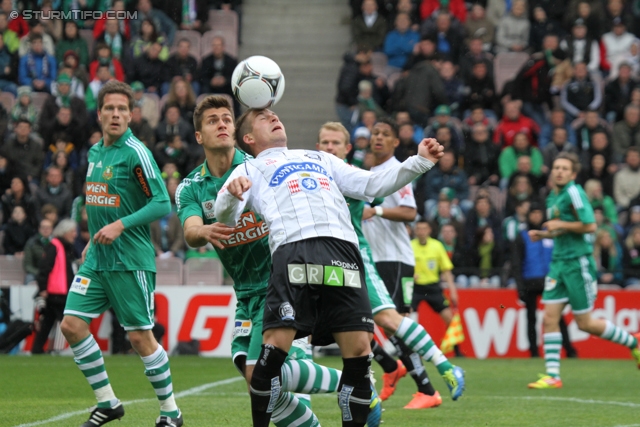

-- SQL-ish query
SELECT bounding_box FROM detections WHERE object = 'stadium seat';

[30,92,49,112]
[493,52,529,95]
[171,30,202,63]
[0,255,25,287]
[155,257,184,286]
[371,52,388,78]
[79,29,95,57]
[142,93,161,128]
[207,10,239,37]
[0,92,15,112]
[183,258,224,286]
[201,29,238,60]
[597,284,622,290]
[624,284,640,290]
[196,93,234,111]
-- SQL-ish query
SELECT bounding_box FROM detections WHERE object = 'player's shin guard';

[71,335,118,409]
[281,359,342,393]
[272,392,320,427]
[389,336,436,396]
[338,354,373,427]
[250,344,288,427]
[395,317,454,375]
[141,345,179,417]
[371,339,399,373]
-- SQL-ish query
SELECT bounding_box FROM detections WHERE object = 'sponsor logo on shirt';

[102,165,114,180]
[134,165,152,198]
[269,162,333,187]
[70,276,91,295]
[233,320,252,337]
[221,211,269,247]
[287,263,361,288]
[86,182,121,207]
[331,260,359,270]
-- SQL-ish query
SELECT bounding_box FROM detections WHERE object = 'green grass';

[0,356,639,427]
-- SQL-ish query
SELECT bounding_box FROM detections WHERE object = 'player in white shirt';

[214,108,444,427]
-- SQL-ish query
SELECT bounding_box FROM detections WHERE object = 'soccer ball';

[231,55,285,109]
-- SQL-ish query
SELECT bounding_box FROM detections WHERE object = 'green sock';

[544,332,562,379]
[141,346,179,418]
[71,335,118,409]
[601,320,638,348]
[395,317,454,376]
[272,392,320,427]
[281,359,341,394]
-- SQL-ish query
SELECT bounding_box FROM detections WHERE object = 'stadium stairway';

[239,0,351,149]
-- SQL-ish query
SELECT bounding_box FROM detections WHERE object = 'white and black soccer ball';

[231,55,285,109]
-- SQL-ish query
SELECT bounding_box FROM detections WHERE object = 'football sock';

[272,392,320,427]
[141,345,179,417]
[281,359,341,394]
[395,317,454,376]
[543,332,562,379]
[371,339,399,373]
[601,320,638,348]
[71,335,118,409]
[389,336,435,396]
[338,355,373,427]
[250,344,288,427]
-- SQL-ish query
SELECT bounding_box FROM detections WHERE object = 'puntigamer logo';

[287,263,361,288]
[269,162,332,186]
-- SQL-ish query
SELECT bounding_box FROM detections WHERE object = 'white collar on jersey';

[256,146,287,158]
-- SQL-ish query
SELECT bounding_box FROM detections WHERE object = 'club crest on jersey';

[300,176,320,193]
[202,199,216,219]
[279,302,295,321]
[102,166,114,180]
[269,162,332,186]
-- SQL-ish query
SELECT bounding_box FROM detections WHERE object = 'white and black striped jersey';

[363,156,417,266]
[215,147,434,254]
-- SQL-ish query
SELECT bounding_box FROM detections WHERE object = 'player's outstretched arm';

[183,216,235,250]
[215,167,253,227]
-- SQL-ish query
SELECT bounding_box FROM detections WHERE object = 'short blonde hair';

[318,121,350,145]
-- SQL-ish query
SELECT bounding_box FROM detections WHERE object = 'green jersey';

[176,149,271,299]
[345,196,384,249]
[546,180,595,260]
[84,128,170,272]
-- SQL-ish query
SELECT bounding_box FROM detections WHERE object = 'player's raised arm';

[214,163,253,227]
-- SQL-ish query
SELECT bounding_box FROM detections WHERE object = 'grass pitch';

[0,356,638,427]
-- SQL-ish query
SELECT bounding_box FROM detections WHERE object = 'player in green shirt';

[527,152,640,389]
[59,82,183,427]
[175,96,381,427]
[316,121,465,408]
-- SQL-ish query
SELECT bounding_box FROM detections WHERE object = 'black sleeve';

[36,243,57,293]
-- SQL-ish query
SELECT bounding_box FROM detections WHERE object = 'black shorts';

[375,261,414,313]
[263,237,374,346]
[411,283,450,313]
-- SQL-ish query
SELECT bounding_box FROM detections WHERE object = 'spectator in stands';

[416,149,471,216]
[346,126,369,169]
[602,18,637,71]
[468,225,502,287]
[0,32,17,96]
[335,47,371,130]
[84,63,112,112]
[153,134,189,177]
[93,0,131,42]
[464,123,500,186]
[18,34,57,93]
[612,105,640,160]
[458,36,494,83]
[420,0,467,23]
[55,21,89,69]
[495,0,530,53]
[199,36,237,98]
[352,0,388,50]
[623,225,640,286]
[585,179,618,226]
[593,230,623,285]
[424,104,464,148]
[130,105,155,149]
[55,62,87,101]
[39,74,88,139]
[0,150,12,195]
[437,60,464,115]
[156,103,195,147]
[571,0,602,39]
[1,175,37,227]
[614,147,640,209]
[529,6,564,53]
[499,132,544,184]
[40,203,58,227]
[128,41,168,95]
[34,166,73,221]
[542,127,579,172]
[437,223,468,286]
[89,44,125,82]
[131,18,168,62]
[166,39,199,95]
[603,0,633,33]
[19,20,55,57]
[383,12,419,70]
[624,204,640,238]
[394,122,418,161]
[0,12,19,54]
[150,177,184,259]
[2,205,35,255]
[131,0,177,45]
[538,109,576,149]
[461,60,496,115]
[464,4,494,51]
[402,34,439,71]
[163,77,196,124]
[605,63,636,124]
[393,0,420,29]
[423,12,463,63]
[427,193,464,235]
[22,218,53,284]
[560,62,602,122]
[132,81,160,129]
[42,105,84,148]
[356,80,386,121]
[37,1,61,41]
[43,133,78,170]
[560,19,600,73]
[179,0,209,33]
[505,173,537,217]
[462,105,496,135]
[503,198,530,245]
[31,219,77,354]
[398,55,447,127]
[578,153,615,197]
[396,110,424,142]
[96,18,130,62]
[51,150,75,191]
[4,119,44,183]
[493,100,540,147]
[2,0,27,38]
[574,109,609,153]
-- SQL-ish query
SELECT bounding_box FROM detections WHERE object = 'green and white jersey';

[84,128,170,272]
[345,196,384,250]
[546,180,595,260]
[176,149,271,299]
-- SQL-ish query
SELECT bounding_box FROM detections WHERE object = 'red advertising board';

[417,289,640,359]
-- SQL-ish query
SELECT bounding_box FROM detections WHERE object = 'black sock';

[249,344,288,427]
[338,354,373,427]
[371,339,398,374]
[389,336,435,396]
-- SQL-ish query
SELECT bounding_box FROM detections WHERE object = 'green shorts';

[231,294,312,373]
[542,256,598,314]
[63,265,155,331]
[360,246,396,315]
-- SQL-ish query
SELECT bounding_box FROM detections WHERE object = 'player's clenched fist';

[225,176,252,201]
[417,138,445,163]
